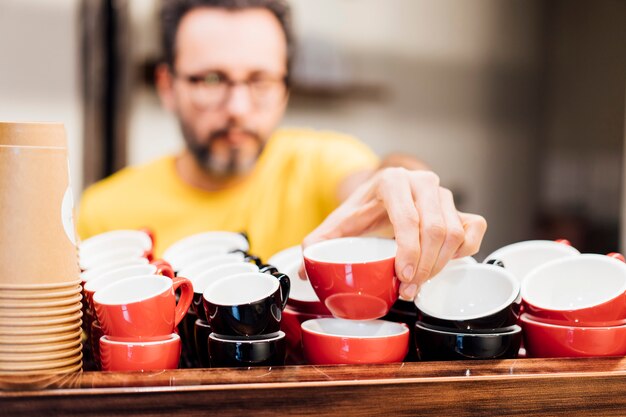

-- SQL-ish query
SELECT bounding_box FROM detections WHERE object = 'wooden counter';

[2,357,626,416]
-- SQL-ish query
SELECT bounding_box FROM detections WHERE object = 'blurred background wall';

[1,0,624,256]
[0,0,83,196]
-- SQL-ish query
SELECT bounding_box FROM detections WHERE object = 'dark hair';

[160,0,293,82]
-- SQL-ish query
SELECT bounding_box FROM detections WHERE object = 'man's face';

[162,8,288,177]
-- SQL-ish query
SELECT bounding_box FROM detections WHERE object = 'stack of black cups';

[201,265,290,367]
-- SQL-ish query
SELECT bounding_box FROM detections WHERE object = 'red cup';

[301,318,409,365]
[521,253,626,325]
[520,313,626,358]
[281,307,333,364]
[303,237,398,320]
[93,274,193,340]
[99,333,181,371]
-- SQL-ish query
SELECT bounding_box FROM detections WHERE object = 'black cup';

[208,331,286,368]
[414,263,521,330]
[194,318,212,368]
[414,321,522,361]
[416,303,521,331]
[203,271,290,337]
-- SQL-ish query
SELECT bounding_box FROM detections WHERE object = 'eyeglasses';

[175,71,288,110]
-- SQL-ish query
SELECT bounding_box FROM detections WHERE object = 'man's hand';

[302,168,487,300]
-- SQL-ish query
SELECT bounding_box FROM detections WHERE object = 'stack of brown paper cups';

[0,122,82,378]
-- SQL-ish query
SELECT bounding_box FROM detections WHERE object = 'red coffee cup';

[99,333,181,371]
[521,253,626,325]
[303,237,398,320]
[93,274,193,340]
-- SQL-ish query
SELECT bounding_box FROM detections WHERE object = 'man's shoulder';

[81,155,175,203]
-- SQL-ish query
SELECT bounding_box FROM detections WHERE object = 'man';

[78,0,486,300]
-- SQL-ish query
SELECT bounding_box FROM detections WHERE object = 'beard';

[179,120,265,178]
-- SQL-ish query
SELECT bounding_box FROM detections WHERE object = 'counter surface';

[2,357,626,415]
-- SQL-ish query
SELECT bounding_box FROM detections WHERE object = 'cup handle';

[238,231,250,244]
[485,258,506,268]
[229,249,263,266]
[171,276,194,327]
[259,264,278,274]
[139,227,156,261]
[271,272,290,310]
[151,259,175,279]
[607,253,626,263]
[554,238,572,246]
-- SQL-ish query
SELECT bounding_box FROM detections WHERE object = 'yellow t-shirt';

[77,128,379,261]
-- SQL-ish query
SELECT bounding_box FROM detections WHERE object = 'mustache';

[208,125,262,143]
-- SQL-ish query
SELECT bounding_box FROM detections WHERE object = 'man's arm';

[305,153,487,301]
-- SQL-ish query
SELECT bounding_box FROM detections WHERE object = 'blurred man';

[78,0,486,299]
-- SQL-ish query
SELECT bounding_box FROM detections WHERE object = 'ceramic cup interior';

[163,232,249,269]
[80,230,152,259]
[521,254,626,311]
[484,240,580,281]
[301,318,409,338]
[178,253,247,282]
[84,264,159,294]
[203,272,279,306]
[79,245,146,271]
[209,330,286,344]
[415,264,519,321]
[93,274,172,306]
[191,262,259,295]
[303,237,397,264]
[80,257,149,282]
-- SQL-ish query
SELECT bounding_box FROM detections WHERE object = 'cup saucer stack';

[414,263,523,361]
[0,122,83,375]
[301,238,410,365]
[520,252,626,358]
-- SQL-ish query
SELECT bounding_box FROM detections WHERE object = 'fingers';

[454,212,488,258]
[407,172,446,293]
[429,188,465,278]
[376,169,421,290]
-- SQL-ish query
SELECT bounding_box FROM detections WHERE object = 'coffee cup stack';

[162,231,281,368]
[0,122,83,376]
[301,238,410,365]
[413,263,523,361]
[91,274,193,371]
[520,251,626,358]
[201,265,290,368]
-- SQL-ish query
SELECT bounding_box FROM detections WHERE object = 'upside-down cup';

[415,264,520,330]
[301,318,409,365]
[303,237,398,320]
[521,253,626,325]
[93,274,193,340]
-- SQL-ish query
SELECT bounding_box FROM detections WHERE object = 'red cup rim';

[303,237,396,265]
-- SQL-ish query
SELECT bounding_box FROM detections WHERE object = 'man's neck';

[175,151,247,192]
